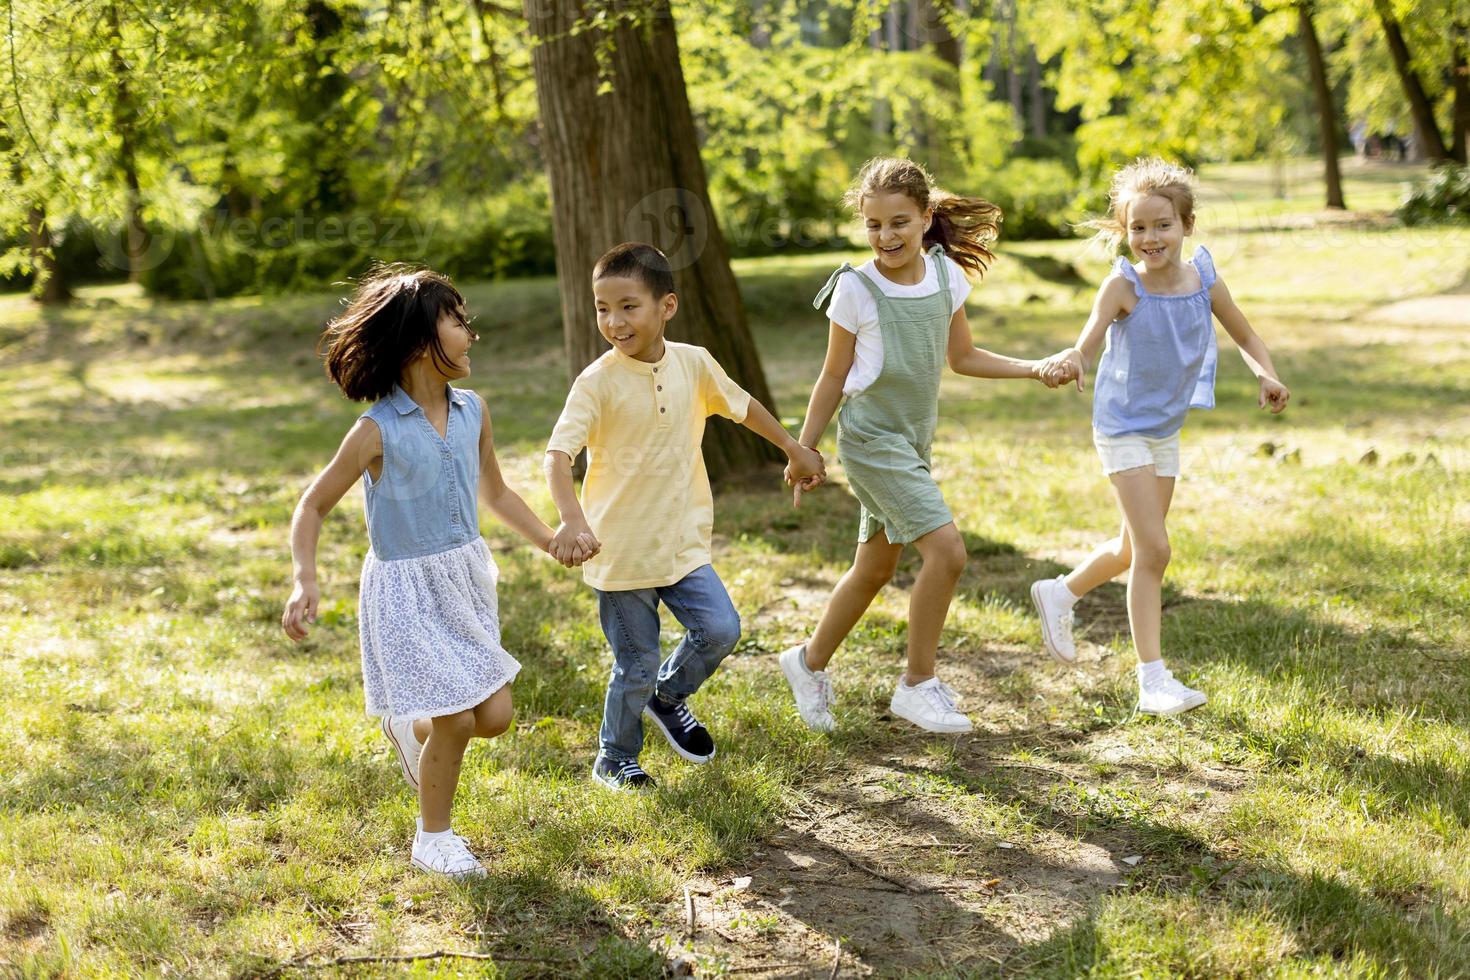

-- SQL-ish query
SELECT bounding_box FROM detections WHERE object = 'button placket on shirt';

[653,365,670,428]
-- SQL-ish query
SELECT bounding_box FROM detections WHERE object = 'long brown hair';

[1086,157,1197,253]
[319,263,471,402]
[844,157,1002,278]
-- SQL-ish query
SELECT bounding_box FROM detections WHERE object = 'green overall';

[814,244,955,546]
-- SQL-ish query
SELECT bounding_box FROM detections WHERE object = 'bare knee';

[1132,536,1170,575]
[1111,534,1133,567]
[920,529,967,581]
[431,709,476,744]
[849,557,899,594]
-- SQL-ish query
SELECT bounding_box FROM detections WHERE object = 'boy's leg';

[653,565,741,701]
[596,587,664,763]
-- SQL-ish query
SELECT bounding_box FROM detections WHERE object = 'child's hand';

[1259,377,1290,413]
[282,581,320,642]
[784,445,826,507]
[549,522,599,568]
[1038,348,1085,392]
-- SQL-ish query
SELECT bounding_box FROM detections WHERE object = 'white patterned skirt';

[359,537,522,721]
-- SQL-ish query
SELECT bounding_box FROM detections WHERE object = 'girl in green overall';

[779,157,1076,734]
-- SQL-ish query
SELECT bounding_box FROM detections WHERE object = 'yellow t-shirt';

[547,341,752,591]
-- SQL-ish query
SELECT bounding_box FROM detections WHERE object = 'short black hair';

[592,242,675,299]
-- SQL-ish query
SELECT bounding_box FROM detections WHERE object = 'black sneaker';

[644,695,716,764]
[592,756,656,792]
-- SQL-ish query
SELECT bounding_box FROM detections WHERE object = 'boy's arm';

[1211,276,1290,413]
[543,450,600,566]
[742,397,825,483]
[476,395,557,553]
[945,307,1056,384]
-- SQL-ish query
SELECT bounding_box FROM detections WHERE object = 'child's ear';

[924,207,934,231]
[1183,214,1195,235]
[662,292,678,322]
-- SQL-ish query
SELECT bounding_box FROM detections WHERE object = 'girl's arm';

[946,307,1053,382]
[1210,277,1289,412]
[796,322,857,450]
[476,395,561,553]
[283,418,382,641]
[1040,274,1133,391]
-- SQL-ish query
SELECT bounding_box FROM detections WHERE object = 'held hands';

[282,580,320,642]
[784,444,827,508]
[1259,377,1290,414]
[548,521,602,568]
[1036,348,1086,391]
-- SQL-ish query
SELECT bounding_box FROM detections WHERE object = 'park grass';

[1,160,1468,976]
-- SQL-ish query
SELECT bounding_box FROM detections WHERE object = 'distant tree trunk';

[27,203,70,305]
[921,0,962,70]
[1451,23,1470,164]
[523,0,783,480]
[749,0,771,48]
[1026,48,1046,139]
[1372,0,1451,161]
[1004,2,1023,131]
[871,16,891,138]
[106,1,146,283]
[1298,3,1346,208]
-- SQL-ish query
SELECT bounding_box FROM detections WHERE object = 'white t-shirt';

[822,254,972,396]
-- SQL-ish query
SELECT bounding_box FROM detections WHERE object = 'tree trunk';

[107,1,146,283]
[523,0,783,480]
[1451,22,1470,164]
[1004,2,1023,131]
[28,203,71,305]
[1298,3,1346,208]
[1026,48,1046,139]
[921,0,962,70]
[1372,0,1451,161]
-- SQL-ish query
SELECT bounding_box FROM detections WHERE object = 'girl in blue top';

[1034,158,1289,716]
[282,265,584,877]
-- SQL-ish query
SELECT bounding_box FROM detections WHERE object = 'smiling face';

[862,190,932,277]
[1126,193,1191,270]
[430,304,476,378]
[593,275,676,363]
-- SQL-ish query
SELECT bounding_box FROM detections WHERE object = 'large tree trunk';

[1451,23,1470,164]
[28,204,71,305]
[523,0,783,480]
[1372,0,1451,161]
[1298,3,1346,208]
[107,1,146,283]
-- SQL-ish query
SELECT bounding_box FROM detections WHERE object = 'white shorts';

[1093,429,1181,477]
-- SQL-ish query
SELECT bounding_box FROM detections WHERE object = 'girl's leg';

[1109,468,1177,664]
[1062,517,1133,598]
[805,528,904,671]
[419,709,476,832]
[471,685,514,739]
[904,522,967,684]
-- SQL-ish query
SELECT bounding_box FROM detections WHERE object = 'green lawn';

[2,161,1469,977]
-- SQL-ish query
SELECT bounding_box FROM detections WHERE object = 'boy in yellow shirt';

[546,243,825,790]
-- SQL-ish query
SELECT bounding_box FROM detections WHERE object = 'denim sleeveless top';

[360,384,482,561]
[1093,246,1219,439]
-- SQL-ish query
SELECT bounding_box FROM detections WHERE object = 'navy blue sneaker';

[592,755,656,792]
[644,695,716,764]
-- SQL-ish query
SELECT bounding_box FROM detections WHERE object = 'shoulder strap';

[1114,256,1145,296]
[812,263,854,310]
[929,243,950,295]
[1192,246,1217,290]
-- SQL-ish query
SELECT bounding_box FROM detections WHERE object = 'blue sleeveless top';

[1093,247,1219,439]
[360,384,482,561]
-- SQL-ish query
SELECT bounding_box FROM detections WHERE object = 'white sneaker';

[381,715,422,793]
[1137,671,1207,716]
[890,677,972,733]
[779,644,835,732]
[1030,576,1078,663]
[411,830,487,878]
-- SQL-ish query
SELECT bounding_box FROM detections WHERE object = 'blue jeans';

[594,564,741,763]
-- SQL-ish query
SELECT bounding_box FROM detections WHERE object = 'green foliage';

[1397,164,1470,225]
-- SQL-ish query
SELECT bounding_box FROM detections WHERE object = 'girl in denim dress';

[282,265,580,877]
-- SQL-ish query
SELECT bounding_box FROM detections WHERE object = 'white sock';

[800,645,827,676]
[415,817,453,842]
[1137,660,1167,687]
[1056,575,1081,606]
